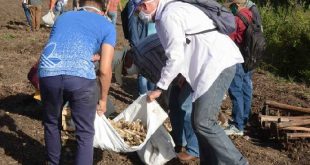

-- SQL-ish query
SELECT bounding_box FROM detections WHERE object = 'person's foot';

[224,124,244,136]
[177,151,198,161]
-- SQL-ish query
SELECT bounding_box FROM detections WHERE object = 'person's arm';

[97,44,114,115]
[105,0,110,15]
[49,0,56,11]
[127,1,148,46]
[147,14,185,102]
[118,0,123,12]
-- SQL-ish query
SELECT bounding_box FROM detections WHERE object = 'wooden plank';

[282,127,310,132]
[287,133,310,139]
[277,119,310,128]
[265,100,310,114]
[259,115,310,122]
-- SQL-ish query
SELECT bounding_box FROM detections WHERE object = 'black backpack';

[236,13,266,71]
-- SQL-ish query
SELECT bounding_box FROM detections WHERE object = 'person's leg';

[63,76,97,165]
[22,3,32,27]
[228,63,245,131]
[72,0,79,10]
[40,76,64,165]
[168,84,186,147]
[179,82,199,157]
[147,80,156,91]
[35,5,42,31]
[192,65,247,165]
[29,6,36,31]
[242,70,253,127]
[138,74,148,95]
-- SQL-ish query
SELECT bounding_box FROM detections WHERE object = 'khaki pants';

[29,5,42,31]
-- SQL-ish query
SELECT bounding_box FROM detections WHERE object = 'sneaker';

[224,124,244,136]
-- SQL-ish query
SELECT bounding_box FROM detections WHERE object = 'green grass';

[1,34,16,40]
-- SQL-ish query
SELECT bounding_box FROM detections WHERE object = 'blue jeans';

[138,74,155,95]
[192,65,247,165]
[22,3,32,27]
[40,75,97,165]
[107,11,117,25]
[228,63,253,131]
[168,82,199,157]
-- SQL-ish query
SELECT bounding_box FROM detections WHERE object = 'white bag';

[42,11,55,27]
[137,126,176,165]
[93,95,176,164]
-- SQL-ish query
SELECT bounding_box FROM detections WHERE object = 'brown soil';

[0,0,309,165]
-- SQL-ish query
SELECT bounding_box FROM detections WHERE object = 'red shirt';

[229,8,253,45]
[108,0,120,12]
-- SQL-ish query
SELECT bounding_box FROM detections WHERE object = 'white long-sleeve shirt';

[155,0,244,101]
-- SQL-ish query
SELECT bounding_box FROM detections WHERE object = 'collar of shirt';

[155,0,173,21]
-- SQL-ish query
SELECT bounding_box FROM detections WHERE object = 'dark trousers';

[40,75,97,165]
[192,65,247,165]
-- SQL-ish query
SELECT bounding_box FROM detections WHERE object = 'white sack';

[93,95,166,152]
[93,95,176,164]
[137,126,176,165]
[42,11,55,27]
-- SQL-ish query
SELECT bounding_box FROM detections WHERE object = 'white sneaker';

[224,124,244,136]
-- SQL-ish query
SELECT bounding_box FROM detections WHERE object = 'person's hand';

[97,100,107,116]
[92,53,100,62]
[147,89,162,102]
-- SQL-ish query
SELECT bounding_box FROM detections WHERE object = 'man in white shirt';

[130,0,248,164]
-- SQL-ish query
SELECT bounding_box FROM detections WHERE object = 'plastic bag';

[93,95,176,164]
[42,11,55,27]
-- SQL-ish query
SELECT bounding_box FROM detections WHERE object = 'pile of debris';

[109,119,147,146]
[259,100,310,141]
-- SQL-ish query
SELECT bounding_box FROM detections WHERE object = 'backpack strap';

[161,0,218,44]
[236,12,250,27]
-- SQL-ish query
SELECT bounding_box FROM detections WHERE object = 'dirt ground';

[0,0,309,165]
